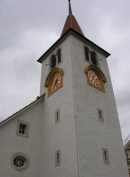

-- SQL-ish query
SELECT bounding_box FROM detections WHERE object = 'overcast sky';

[0,0,130,142]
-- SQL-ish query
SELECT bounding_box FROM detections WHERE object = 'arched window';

[102,148,109,164]
[91,51,98,66]
[50,54,56,69]
[84,46,89,61]
[50,48,62,69]
[57,48,61,63]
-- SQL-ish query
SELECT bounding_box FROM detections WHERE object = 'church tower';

[0,1,128,177]
[38,1,128,177]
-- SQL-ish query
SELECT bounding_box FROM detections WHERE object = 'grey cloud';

[0,0,130,141]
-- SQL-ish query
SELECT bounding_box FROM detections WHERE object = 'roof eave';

[37,31,70,63]
[37,29,110,64]
[0,93,46,126]
[73,29,111,57]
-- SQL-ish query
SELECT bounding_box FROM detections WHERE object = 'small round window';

[11,152,30,171]
[13,156,26,167]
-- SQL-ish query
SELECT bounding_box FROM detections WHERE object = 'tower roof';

[61,0,84,36]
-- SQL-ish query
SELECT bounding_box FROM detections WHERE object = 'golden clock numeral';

[88,71,95,81]
[91,76,97,84]
[51,86,54,92]
[88,70,103,90]
[95,82,101,88]
[50,73,62,95]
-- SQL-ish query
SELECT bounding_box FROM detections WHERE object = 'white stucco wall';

[0,100,44,177]
[70,35,129,177]
[40,36,79,177]
[0,33,128,177]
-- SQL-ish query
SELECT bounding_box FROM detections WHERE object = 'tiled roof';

[61,14,84,37]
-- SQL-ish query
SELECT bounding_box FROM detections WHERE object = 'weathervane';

[68,0,72,15]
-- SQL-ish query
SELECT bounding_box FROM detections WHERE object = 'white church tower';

[0,1,129,177]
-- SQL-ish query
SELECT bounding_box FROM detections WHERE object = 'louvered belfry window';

[50,48,61,69]
[84,46,89,61]
[91,51,98,66]
[57,48,61,63]
[51,54,57,69]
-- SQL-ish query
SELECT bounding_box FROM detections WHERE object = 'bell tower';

[38,1,128,177]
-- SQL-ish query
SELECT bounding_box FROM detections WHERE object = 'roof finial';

[68,0,72,15]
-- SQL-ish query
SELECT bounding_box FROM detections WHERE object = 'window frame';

[17,120,29,137]
[50,48,62,70]
[50,54,57,69]
[11,152,30,171]
[55,109,60,124]
[84,46,90,62]
[57,48,61,63]
[102,148,110,164]
[55,150,61,167]
[97,108,104,122]
[84,46,98,66]
[91,51,98,66]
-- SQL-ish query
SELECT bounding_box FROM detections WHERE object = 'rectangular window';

[97,108,104,122]
[55,150,61,166]
[55,109,60,124]
[19,123,27,134]
[17,120,29,137]
[102,148,109,164]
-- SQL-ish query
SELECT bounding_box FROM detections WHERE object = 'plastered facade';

[0,33,128,177]
[0,100,44,177]
[70,35,128,177]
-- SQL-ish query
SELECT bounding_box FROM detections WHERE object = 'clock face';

[50,73,62,95]
[88,70,104,91]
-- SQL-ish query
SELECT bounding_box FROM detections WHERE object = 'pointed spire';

[68,0,72,15]
[61,1,84,36]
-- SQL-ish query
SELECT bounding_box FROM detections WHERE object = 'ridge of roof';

[0,94,46,126]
